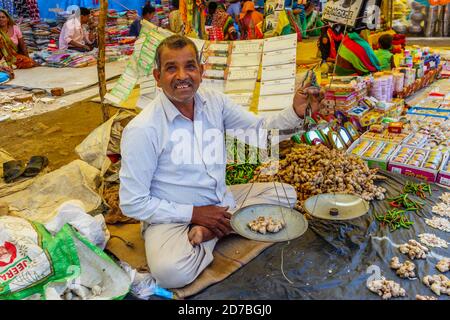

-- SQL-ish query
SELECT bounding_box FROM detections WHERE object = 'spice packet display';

[391,146,445,170]
[407,107,450,119]
[388,145,448,182]
[437,156,450,187]
[361,130,408,143]
[349,139,398,161]
[402,132,428,148]
[410,123,450,152]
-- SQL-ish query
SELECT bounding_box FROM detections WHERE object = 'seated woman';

[207,2,237,40]
[0,9,36,69]
[239,1,264,40]
[335,31,381,76]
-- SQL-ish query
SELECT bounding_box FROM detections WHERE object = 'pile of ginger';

[252,144,386,210]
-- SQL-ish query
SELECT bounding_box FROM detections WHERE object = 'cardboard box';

[436,155,450,187]
[388,146,446,182]
[347,138,397,170]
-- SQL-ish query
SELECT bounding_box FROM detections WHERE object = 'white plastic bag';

[45,200,110,250]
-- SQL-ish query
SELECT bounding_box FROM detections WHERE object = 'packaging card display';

[227,92,254,106]
[258,32,297,113]
[227,66,259,80]
[201,79,226,92]
[201,41,231,82]
[191,38,206,52]
[258,94,294,111]
[202,54,229,66]
[260,78,295,96]
[231,40,264,54]
[223,40,263,102]
[225,79,259,93]
[262,33,297,52]
[261,64,296,81]
[262,48,297,66]
[203,42,231,53]
[106,65,139,105]
[204,68,227,80]
[229,52,262,67]
[107,21,167,106]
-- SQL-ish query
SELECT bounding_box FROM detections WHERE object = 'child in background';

[375,34,396,71]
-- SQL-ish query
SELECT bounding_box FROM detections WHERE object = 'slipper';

[3,160,25,183]
[23,156,48,177]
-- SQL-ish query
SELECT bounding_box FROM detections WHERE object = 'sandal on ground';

[3,160,26,183]
[23,156,49,177]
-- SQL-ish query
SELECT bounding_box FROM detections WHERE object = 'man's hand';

[188,225,216,246]
[293,85,324,119]
[191,205,232,238]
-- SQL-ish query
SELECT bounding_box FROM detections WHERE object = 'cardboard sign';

[322,0,365,27]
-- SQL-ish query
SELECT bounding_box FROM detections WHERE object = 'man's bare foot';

[188,225,216,246]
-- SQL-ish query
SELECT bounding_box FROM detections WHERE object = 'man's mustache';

[173,79,193,87]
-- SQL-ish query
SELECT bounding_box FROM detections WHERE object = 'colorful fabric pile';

[336,32,382,76]
[100,10,137,60]
[42,50,97,68]
[19,19,61,53]
[152,0,171,29]
[12,0,40,20]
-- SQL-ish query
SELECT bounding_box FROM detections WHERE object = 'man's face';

[143,13,155,22]
[153,45,203,107]
[80,14,90,25]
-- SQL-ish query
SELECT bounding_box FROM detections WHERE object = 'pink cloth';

[10,25,22,46]
[59,19,88,50]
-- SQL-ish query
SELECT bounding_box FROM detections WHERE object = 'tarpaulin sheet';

[188,172,449,300]
[37,0,144,20]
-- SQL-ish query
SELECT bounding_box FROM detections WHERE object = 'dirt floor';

[0,101,115,170]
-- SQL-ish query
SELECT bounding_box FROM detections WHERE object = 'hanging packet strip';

[261,64,296,81]
[105,65,139,105]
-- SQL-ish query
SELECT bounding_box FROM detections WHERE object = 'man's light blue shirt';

[119,88,303,225]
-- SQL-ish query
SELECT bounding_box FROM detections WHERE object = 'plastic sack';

[43,228,131,300]
[45,200,110,250]
[0,216,79,300]
[0,216,131,300]
[119,262,173,300]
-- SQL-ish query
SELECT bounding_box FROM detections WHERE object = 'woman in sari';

[335,31,381,76]
[239,1,264,40]
[209,2,237,40]
[0,9,36,69]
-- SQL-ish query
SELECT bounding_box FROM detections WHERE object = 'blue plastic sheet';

[37,0,146,19]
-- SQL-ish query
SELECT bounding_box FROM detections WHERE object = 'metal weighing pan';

[231,204,308,242]
[303,193,370,221]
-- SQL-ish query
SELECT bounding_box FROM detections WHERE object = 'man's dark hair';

[142,4,156,16]
[155,35,200,70]
[208,1,218,14]
[172,0,179,10]
[378,34,393,50]
[80,7,91,16]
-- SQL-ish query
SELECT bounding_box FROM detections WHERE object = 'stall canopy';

[37,0,144,20]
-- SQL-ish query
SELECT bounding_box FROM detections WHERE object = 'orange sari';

[239,1,264,40]
[0,29,35,69]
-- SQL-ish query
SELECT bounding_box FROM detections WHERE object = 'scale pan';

[303,193,369,220]
[231,204,308,242]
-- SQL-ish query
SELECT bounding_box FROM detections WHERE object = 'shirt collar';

[160,89,207,123]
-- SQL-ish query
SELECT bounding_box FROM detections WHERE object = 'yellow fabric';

[274,10,290,36]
